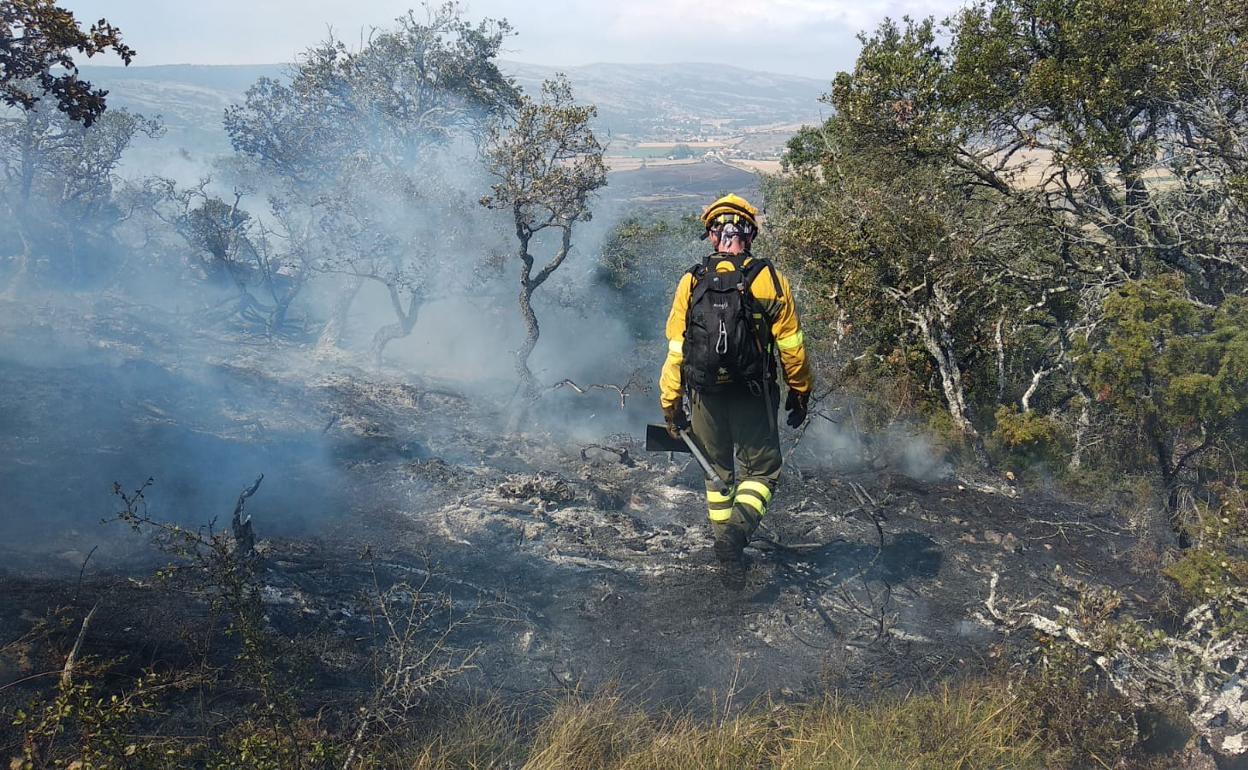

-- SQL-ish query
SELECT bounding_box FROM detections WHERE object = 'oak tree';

[223,3,518,360]
[481,75,607,400]
[1,0,135,126]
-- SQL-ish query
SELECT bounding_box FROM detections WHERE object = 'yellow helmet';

[701,193,759,232]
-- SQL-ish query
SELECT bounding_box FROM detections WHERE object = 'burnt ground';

[0,294,1164,717]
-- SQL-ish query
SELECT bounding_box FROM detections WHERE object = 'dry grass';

[407,683,1043,770]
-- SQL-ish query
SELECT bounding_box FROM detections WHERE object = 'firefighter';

[659,194,813,587]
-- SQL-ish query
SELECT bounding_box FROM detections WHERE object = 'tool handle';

[679,429,731,496]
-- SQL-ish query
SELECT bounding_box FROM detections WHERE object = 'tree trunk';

[1020,366,1052,413]
[502,281,540,434]
[2,239,31,299]
[370,286,421,367]
[505,222,573,434]
[1068,397,1091,471]
[316,274,363,352]
[514,281,539,394]
[511,226,542,399]
[268,297,292,338]
[1147,414,1189,546]
[369,314,418,367]
[5,115,38,297]
[995,316,1006,404]
[916,310,990,467]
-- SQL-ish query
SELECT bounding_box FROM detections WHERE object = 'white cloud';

[59,0,969,77]
[609,0,968,35]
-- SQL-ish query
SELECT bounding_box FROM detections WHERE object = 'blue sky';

[61,0,968,79]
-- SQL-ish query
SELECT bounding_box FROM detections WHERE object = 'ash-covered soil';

[0,295,1164,710]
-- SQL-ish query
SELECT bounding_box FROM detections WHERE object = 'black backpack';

[681,255,781,392]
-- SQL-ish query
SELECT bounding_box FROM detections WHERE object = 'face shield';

[703,216,757,242]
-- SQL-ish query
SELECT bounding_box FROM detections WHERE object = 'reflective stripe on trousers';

[734,479,773,517]
[689,382,783,527]
[706,480,773,522]
[707,486,735,521]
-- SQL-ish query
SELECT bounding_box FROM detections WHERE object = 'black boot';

[712,524,748,589]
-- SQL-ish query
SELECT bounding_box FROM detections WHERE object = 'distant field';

[634,141,729,149]
[616,146,714,159]
[729,159,784,174]
[604,159,763,210]
[605,157,702,172]
[615,143,733,159]
[607,156,783,175]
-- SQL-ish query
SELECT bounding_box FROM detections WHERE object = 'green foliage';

[770,63,1054,461]
[1079,277,1248,509]
[0,0,135,126]
[825,17,963,159]
[993,407,1063,450]
[1015,643,1140,766]
[1164,548,1248,604]
[992,406,1067,467]
[225,4,518,185]
[953,0,1184,165]
[770,0,1248,484]
[1162,482,1248,613]
[669,143,694,159]
[185,194,251,264]
[595,210,702,342]
[597,213,692,290]
[216,3,519,354]
[480,75,607,228]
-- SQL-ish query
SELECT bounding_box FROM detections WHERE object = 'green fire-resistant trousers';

[687,381,782,541]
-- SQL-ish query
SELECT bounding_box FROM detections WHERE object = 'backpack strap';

[740,259,781,344]
[740,258,783,300]
[685,263,706,304]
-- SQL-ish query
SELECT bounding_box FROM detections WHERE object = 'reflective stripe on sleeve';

[775,331,805,351]
[734,480,772,516]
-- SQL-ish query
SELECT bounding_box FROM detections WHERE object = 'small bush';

[1014,644,1139,767]
[1164,548,1248,604]
[990,406,1067,469]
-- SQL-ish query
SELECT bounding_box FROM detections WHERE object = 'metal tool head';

[645,423,690,453]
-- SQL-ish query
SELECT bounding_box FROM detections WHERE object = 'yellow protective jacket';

[659,254,813,408]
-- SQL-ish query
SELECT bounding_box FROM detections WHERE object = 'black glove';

[663,397,690,439]
[785,389,810,428]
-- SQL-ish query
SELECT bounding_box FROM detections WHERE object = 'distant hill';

[78,64,285,157]
[78,61,830,152]
[504,62,830,137]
